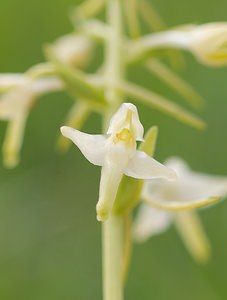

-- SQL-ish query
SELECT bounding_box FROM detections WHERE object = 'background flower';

[134,157,227,262]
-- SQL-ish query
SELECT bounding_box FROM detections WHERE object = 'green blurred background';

[0,0,227,299]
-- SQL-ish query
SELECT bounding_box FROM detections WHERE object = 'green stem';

[103,0,123,129]
[102,1,125,300]
[122,214,132,284]
[102,214,124,300]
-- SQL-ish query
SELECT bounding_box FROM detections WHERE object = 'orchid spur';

[134,157,227,262]
[60,102,176,222]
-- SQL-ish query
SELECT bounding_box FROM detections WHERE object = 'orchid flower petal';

[60,126,106,166]
[133,204,172,242]
[125,150,176,180]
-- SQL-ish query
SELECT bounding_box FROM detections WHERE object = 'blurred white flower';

[53,34,93,67]
[0,74,63,167]
[131,22,227,66]
[134,157,227,262]
[61,102,176,221]
[170,23,227,66]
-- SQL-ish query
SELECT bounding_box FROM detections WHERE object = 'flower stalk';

[102,214,124,300]
[103,0,125,299]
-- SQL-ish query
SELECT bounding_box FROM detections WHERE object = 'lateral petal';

[125,150,176,180]
[60,126,106,166]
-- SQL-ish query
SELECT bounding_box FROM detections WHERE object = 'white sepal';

[125,150,177,180]
[60,126,106,166]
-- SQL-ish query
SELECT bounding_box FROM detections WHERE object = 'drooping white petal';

[96,159,125,221]
[60,126,106,166]
[133,204,172,242]
[124,150,177,180]
[107,103,144,141]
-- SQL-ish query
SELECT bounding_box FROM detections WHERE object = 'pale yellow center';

[113,128,134,147]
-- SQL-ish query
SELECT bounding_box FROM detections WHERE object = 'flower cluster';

[0,0,227,280]
[1,10,227,168]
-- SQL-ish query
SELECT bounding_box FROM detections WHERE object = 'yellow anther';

[113,128,134,146]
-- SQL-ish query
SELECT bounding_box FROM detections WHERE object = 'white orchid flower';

[60,103,176,221]
[168,23,227,66]
[0,74,63,167]
[134,157,227,262]
[184,23,227,66]
[131,22,227,66]
[53,34,92,68]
